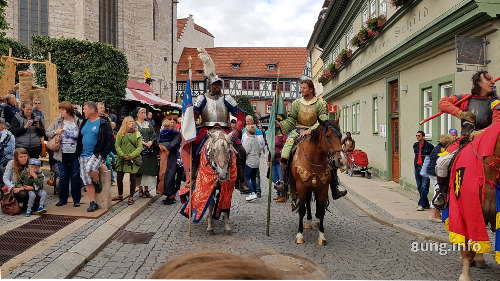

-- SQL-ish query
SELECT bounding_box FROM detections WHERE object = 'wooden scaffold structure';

[0,48,59,127]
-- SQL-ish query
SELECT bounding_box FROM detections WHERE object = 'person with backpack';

[10,101,45,159]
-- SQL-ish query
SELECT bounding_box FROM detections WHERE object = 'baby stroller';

[345,149,371,178]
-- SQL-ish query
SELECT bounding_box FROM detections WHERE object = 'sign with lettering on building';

[456,36,486,66]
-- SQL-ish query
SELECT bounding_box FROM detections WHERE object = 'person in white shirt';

[241,115,266,197]
[242,125,261,202]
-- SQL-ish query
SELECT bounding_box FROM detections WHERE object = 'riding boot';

[330,169,347,200]
[432,176,449,210]
[280,158,292,204]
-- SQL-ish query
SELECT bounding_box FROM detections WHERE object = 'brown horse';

[458,132,499,281]
[291,119,343,245]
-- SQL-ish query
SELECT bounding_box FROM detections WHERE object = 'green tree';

[31,35,129,108]
[0,0,10,75]
[235,95,256,120]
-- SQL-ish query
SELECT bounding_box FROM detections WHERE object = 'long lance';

[188,56,193,237]
[266,67,280,236]
[419,76,500,125]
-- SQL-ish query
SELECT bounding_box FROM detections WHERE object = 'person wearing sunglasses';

[413,131,434,211]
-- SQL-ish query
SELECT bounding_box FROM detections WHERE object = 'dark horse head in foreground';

[291,119,343,245]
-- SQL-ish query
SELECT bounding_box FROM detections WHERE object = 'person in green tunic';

[278,80,347,203]
[115,116,143,205]
[135,107,159,197]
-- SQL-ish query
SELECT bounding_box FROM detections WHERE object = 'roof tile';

[177,47,308,81]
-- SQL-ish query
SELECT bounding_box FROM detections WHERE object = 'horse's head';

[311,119,344,168]
[206,129,233,181]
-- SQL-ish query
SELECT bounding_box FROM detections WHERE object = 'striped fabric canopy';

[125,80,181,109]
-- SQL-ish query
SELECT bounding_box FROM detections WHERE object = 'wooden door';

[390,81,400,183]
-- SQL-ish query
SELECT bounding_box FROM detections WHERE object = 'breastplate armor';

[297,103,318,127]
[201,94,230,127]
[462,97,493,130]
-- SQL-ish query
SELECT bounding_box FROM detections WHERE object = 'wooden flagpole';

[188,56,193,237]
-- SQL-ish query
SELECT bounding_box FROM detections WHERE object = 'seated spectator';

[10,101,45,158]
[3,148,31,211]
[16,158,46,216]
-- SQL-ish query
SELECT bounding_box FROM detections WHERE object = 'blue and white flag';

[181,80,196,142]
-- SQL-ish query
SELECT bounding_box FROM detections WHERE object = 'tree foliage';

[0,37,31,74]
[0,0,10,75]
[235,95,256,120]
[31,35,129,108]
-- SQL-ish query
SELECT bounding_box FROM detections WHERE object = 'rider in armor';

[433,71,499,208]
[185,49,245,184]
[278,80,347,205]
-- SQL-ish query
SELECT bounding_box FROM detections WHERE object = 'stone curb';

[32,195,159,279]
[345,189,449,244]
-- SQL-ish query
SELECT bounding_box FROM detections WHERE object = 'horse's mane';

[310,120,342,143]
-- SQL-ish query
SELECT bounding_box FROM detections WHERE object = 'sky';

[177,0,324,47]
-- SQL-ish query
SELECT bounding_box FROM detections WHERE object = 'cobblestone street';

[73,161,500,280]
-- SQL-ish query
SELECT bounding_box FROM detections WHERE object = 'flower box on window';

[335,49,353,69]
[366,15,386,32]
[318,63,338,85]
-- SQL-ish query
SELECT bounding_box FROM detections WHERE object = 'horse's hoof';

[318,239,327,246]
[458,273,471,281]
[295,233,305,244]
[207,229,215,235]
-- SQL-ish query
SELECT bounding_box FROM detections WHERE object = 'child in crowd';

[16,158,46,216]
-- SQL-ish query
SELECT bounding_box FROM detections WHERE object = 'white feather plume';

[197,48,219,83]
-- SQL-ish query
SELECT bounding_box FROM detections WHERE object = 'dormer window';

[267,64,277,70]
[231,63,241,70]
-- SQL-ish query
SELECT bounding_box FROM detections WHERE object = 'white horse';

[202,128,236,235]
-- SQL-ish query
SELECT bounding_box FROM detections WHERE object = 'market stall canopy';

[125,80,181,108]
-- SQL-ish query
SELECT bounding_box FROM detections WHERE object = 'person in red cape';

[436,71,500,265]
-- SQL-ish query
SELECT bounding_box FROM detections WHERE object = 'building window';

[284,82,291,92]
[252,103,257,112]
[362,5,369,25]
[423,88,433,140]
[266,103,272,114]
[192,82,199,90]
[247,80,254,90]
[153,0,158,40]
[224,80,230,89]
[177,82,186,91]
[370,0,377,18]
[231,63,241,70]
[242,81,247,90]
[440,83,453,135]
[19,0,49,47]
[352,102,360,134]
[99,0,118,46]
[379,0,387,16]
[254,81,260,91]
[373,97,379,133]
[267,64,277,70]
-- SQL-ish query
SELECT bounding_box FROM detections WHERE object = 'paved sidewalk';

[338,173,496,244]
